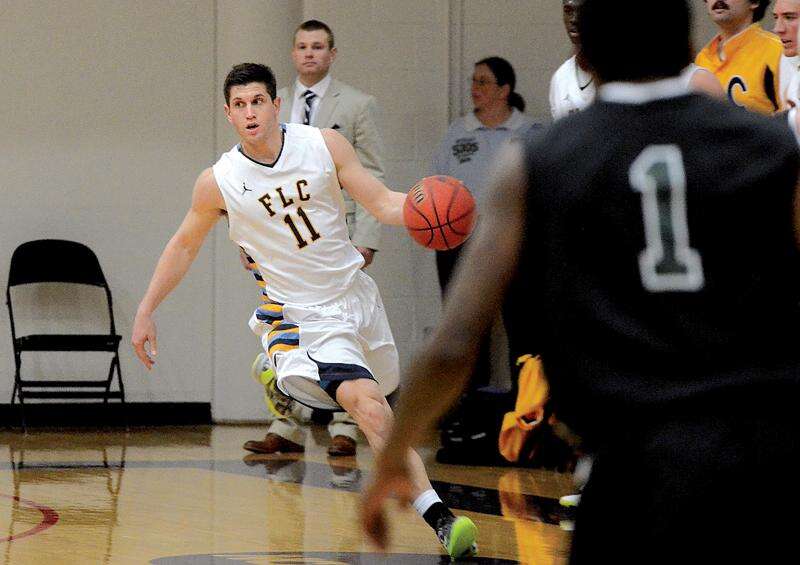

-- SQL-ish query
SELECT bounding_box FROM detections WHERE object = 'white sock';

[412,488,442,517]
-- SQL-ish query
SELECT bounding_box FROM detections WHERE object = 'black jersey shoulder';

[527,94,796,160]
[523,95,798,198]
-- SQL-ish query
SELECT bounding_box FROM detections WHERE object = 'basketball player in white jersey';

[549,0,595,120]
[131,63,478,560]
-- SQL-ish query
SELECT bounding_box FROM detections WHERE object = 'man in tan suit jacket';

[279,20,384,262]
[243,19,388,459]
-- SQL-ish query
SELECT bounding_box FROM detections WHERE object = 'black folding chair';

[6,239,126,430]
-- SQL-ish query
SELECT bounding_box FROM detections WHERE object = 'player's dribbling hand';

[356,247,375,269]
[131,311,158,370]
[360,449,415,551]
[238,248,252,270]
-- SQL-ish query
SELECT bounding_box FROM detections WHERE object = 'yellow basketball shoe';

[250,353,292,419]
[436,515,478,560]
[559,493,581,507]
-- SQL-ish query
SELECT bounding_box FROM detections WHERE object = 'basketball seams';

[428,184,451,249]
[445,185,475,236]
[448,206,475,224]
[405,202,436,246]
[440,182,462,248]
[445,211,475,235]
[405,204,474,231]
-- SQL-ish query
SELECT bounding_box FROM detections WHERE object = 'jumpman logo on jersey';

[241,181,252,196]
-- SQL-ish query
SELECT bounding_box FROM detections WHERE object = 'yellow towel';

[498,354,549,462]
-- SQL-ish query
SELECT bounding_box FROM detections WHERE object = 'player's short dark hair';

[224,63,277,103]
[579,0,691,83]
[476,56,526,112]
[295,19,335,49]
[750,0,771,22]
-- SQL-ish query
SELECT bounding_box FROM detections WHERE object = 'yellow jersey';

[696,24,782,114]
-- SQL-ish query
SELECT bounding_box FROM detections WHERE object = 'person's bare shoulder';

[193,167,226,213]
[321,127,347,143]
[321,128,355,164]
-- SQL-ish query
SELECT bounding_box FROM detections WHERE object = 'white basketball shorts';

[248,270,399,410]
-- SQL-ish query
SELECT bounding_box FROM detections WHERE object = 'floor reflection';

[0,427,569,564]
[150,550,519,564]
[2,451,571,523]
[241,454,363,492]
[5,443,127,565]
[497,469,574,564]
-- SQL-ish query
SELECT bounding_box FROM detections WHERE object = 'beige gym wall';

[0,1,740,421]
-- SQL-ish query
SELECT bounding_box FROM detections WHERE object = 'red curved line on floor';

[0,494,59,543]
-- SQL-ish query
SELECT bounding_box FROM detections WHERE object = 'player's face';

[562,0,584,46]
[224,83,280,142]
[774,0,800,56]
[292,29,337,83]
[705,0,756,27]
[471,64,508,111]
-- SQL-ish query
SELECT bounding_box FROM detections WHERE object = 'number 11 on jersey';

[629,144,704,292]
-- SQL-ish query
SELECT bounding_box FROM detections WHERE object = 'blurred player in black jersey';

[362,0,800,562]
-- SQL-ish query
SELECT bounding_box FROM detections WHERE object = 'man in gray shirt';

[429,57,537,463]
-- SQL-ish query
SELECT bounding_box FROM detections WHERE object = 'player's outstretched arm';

[322,128,406,226]
[361,143,528,549]
[132,168,225,369]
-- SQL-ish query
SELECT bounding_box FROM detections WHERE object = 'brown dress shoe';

[243,433,305,454]
[327,435,356,457]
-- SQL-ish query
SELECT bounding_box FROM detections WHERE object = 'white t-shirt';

[549,55,596,120]
[780,54,800,109]
[213,123,363,305]
[787,107,800,146]
[289,75,332,125]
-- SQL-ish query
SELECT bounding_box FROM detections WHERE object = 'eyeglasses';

[471,78,498,87]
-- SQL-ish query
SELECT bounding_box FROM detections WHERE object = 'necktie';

[302,90,317,125]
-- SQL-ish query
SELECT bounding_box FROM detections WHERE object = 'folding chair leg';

[10,358,27,433]
[103,355,128,430]
[115,356,129,431]
[8,380,19,431]
[17,391,27,434]
[10,355,20,407]
[102,358,113,429]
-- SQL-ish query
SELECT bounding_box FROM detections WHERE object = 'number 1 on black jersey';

[629,144,704,292]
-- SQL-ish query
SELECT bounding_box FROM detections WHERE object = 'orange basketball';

[403,176,476,251]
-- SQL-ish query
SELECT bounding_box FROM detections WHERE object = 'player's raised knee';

[337,380,389,428]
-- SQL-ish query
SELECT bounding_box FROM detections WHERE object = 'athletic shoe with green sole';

[559,493,581,507]
[250,353,292,419]
[436,515,478,560]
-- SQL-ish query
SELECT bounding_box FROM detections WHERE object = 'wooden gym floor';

[0,425,574,564]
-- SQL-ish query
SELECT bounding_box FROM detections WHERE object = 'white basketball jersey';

[549,55,596,120]
[682,63,702,89]
[780,54,800,109]
[213,123,364,305]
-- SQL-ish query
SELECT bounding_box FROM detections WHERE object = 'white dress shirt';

[289,74,332,125]
[780,54,800,109]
